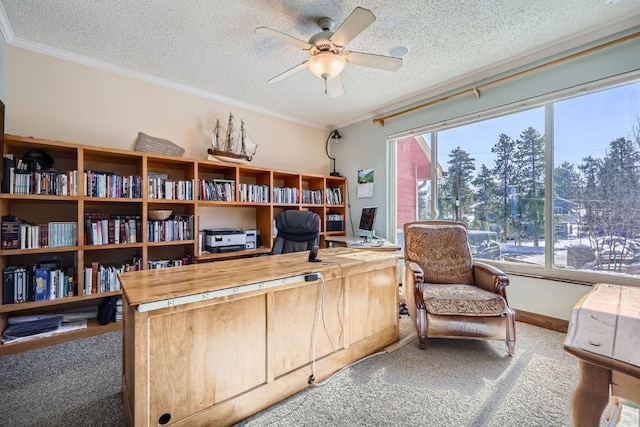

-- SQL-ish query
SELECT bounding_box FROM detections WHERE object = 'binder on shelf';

[3,266,17,305]
[2,156,14,193]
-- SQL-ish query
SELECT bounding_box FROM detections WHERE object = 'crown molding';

[0,2,322,131]
[12,36,324,130]
[0,3,13,43]
[336,14,640,129]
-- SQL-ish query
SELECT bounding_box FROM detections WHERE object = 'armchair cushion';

[405,223,473,285]
[422,284,508,316]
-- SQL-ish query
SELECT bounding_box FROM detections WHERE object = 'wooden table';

[563,283,640,427]
[119,247,400,426]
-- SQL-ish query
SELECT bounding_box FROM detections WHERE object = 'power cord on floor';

[308,272,325,385]
[310,349,388,388]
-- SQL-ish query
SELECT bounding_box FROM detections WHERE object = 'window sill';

[486,259,639,288]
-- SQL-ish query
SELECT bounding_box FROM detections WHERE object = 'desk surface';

[563,283,640,425]
[325,235,401,251]
[564,283,640,377]
[119,247,401,306]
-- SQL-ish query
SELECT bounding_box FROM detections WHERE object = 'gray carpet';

[0,316,618,427]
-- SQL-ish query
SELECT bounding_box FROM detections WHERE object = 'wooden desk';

[325,235,401,251]
[563,283,640,427]
[119,247,400,427]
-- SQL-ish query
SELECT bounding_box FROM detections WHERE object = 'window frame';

[388,71,640,288]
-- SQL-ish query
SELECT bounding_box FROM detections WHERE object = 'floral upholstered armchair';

[403,220,516,356]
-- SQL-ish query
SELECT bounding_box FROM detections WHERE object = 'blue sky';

[435,81,640,171]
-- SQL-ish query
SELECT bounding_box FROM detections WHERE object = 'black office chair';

[271,210,320,255]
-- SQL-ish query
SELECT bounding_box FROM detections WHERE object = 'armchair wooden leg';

[417,308,428,349]
[418,336,428,349]
[505,309,516,356]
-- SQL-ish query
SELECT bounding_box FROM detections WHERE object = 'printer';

[204,228,257,252]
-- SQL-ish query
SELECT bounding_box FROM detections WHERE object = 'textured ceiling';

[1,0,639,129]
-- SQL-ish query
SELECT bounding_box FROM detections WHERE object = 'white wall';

[507,276,591,320]
[339,28,640,319]
[5,46,327,175]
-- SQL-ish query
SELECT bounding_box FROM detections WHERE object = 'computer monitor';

[358,206,378,242]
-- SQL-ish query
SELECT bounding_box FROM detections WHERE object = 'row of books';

[3,166,79,196]
[273,187,299,204]
[84,213,141,245]
[147,254,194,269]
[83,256,142,295]
[83,262,122,294]
[84,170,142,198]
[148,173,194,200]
[302,189,324,205]
[1,217,78,250]
[326,187,344,205]
[3,264,76,304]
[199,178,235,201]
[147,215,195,242]
[239,183,269,203]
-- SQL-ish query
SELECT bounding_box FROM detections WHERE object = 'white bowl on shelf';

[148,210,172,220]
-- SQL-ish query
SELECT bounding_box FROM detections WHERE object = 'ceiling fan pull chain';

[324,77,328,94]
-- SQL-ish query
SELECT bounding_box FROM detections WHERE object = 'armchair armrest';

[405,261,425,305]
[404,261,426,320]
[473,261,509,299]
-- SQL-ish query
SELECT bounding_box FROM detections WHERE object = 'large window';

[553,83,640,277]
[392,77,640,282]
[436,108,546,263]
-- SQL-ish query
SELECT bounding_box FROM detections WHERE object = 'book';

[91,261,99,294]
[1,217,20,250]
[34,268,50,301]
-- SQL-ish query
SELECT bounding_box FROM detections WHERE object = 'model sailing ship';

[208,113,258,164]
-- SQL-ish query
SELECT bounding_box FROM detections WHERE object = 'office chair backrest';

[271,210,320,255]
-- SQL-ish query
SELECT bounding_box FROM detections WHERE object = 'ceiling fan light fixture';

[307,52,346,80]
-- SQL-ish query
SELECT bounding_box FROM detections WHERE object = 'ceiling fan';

[255,6,402,98]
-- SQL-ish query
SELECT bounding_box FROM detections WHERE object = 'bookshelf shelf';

[0,133,346,355]
[82,197,144,202]
[0,319,121,356]
[0,194,79,201]
[0,290,122,314]
[81,243,144,251]
[147,240,195,247]
[0,246,78,256]
[195,247,272,262]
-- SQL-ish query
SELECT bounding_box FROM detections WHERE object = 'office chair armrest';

[473,261,509,298]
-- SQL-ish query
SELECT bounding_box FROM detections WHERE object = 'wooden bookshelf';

[0,134,347,355]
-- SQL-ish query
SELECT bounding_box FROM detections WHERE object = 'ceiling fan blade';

[345,51,402,71]
[329,7,376,48]
[267,62,308,83]
[255,27,312,51]
[326,75,344,98]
